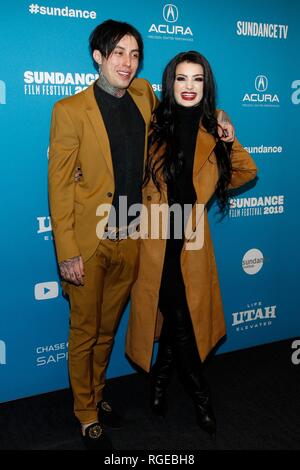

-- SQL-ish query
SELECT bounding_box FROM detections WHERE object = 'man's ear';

[93,50,102,65]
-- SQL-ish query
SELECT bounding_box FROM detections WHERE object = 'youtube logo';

[34,282,59,301]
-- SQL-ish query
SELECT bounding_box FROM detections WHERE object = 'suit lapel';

[128,83,152,169]
[83,84,114,176]
[128,86,149,128]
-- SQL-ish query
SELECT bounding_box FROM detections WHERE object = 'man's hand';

[217,110,235,143]
[75,166,82,182]
[59,255,84,286]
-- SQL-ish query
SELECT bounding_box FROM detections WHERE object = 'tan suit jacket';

[48,78,158,263]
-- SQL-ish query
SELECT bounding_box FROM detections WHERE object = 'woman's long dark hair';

[144,51,232,211]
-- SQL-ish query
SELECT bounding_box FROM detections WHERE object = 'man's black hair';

[89,19,144,63]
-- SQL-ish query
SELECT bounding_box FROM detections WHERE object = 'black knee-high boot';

[150,317,174,416]
[172,305,216,435]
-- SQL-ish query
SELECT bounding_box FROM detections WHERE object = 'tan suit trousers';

[65,237,139,424]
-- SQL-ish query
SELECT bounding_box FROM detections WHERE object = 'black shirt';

[94,83,145,227]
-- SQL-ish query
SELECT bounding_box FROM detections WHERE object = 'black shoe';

[194,391,217,436]
[180,368,217,435]
[150,377,167,417]
[82,423,114,450]
[150,339,173,417]
[98,400,123,429]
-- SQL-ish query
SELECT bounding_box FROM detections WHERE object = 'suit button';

[147,195,152,201]
[107,192,113,198]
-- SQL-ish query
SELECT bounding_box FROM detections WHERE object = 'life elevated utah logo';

[0,80,6,104]
[37,216,53,241]
[148,4,193,42]
[242,75,280,107]
[232,301,277,333]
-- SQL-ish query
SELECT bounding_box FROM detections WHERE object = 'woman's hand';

[217,110,235,142]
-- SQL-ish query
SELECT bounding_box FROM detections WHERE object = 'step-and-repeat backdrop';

[0,0,299,402]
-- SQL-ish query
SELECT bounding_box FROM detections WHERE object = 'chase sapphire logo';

[163,4,178,23]
[0,80,6,104]
[255,75,268,92]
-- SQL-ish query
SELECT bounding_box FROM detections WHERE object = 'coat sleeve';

[229,137,258,189]
[48,101,81,263]
[143,79,159,112]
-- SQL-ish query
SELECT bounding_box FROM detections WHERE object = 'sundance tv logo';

[0,340,6,365]
[0,80,6,104]
[148,3,193,41]
[236,21,288,39]
[242,75,279,107]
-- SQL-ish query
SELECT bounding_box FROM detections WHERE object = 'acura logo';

[163,4,179,23]
[255,75,268,92]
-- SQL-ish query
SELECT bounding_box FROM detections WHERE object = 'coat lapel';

[193,126,216,177]
[183,127,217,245]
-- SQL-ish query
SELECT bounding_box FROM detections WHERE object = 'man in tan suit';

[48,19,158,450]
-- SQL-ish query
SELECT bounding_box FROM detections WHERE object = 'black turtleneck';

[159,104,202,311]
[161,103,201,264]
[168,104,201,207]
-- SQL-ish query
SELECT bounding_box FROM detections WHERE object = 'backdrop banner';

[0,0,299,402]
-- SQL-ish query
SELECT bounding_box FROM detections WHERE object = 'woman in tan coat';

[126,51,257,435]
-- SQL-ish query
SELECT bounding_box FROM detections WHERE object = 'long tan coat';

[126,126,257,372]
[48,78,158,263]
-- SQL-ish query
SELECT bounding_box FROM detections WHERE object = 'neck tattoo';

[96,73,126,98]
